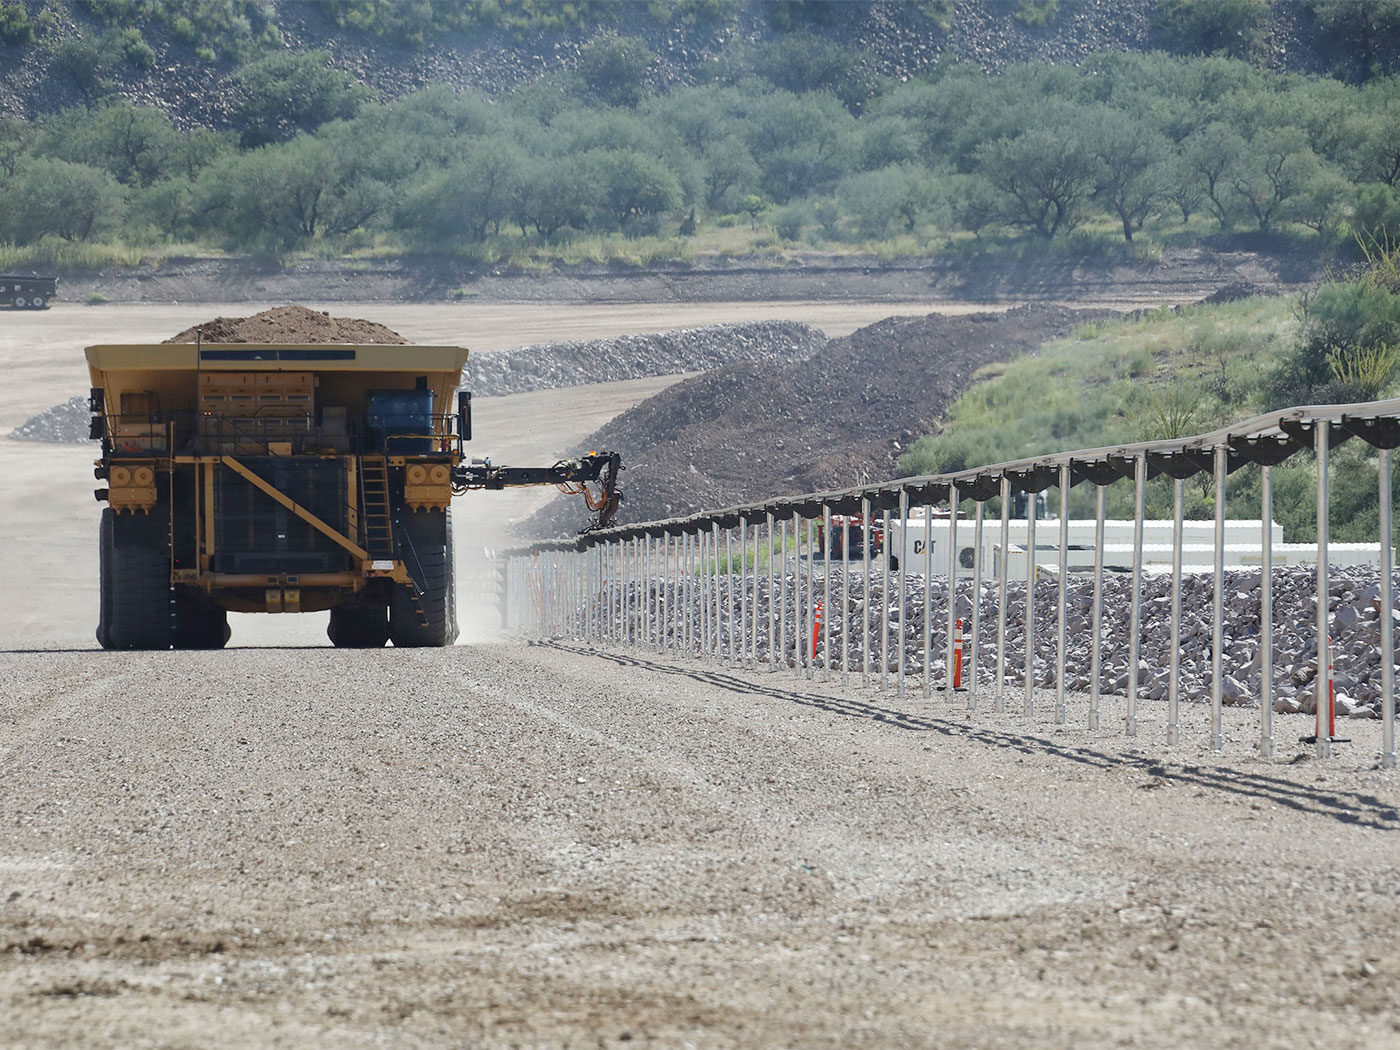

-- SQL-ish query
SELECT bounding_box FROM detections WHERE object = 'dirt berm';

[527,304,1101,530]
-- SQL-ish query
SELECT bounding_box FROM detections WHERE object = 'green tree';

[580,148,684,230]
[1150,0,1268,59]
[743,90,856,202]
[1180,122,1247,228]
[195,136,384,248]
[1227,128,1345,232]
[1354,182,1400,243]
[836,164,942,237]
[975,121,1098,239]
[397,139,525,245]
[751,32,878,111]
[576,33,653,108]
[46,101,181,187]
[0,157,125,242]
[1346,78,1400,185]
[1087,107,1169,242]
[0,116,34,178]
[1275,251,1400,402]
[231,50,370,147]
[510,154,591,239]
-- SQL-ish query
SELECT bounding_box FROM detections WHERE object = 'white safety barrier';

[502,398,1400,768]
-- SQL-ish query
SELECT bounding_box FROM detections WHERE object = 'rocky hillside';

[0,0,1393,127]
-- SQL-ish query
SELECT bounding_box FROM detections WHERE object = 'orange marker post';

[811,600,823,663]
[953,617,964,689]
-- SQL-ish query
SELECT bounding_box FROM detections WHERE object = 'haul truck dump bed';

[87,341,620,650]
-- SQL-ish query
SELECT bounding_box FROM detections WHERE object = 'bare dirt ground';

[3,299,1398,1049]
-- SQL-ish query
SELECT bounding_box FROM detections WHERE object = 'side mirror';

[457,390,472,442]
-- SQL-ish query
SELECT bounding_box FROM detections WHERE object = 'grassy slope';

[899,296,1392,544]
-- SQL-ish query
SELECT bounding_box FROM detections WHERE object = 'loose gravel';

[2,642,1397,1049]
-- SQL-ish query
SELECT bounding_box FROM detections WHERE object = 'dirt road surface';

[3,645,1398,1049]
[3,301,1398,1048]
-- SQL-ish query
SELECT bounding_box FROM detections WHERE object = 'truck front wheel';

[104,511,173,650]
[389,508,457,648]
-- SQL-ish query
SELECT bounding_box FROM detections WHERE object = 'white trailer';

[886,517,1386,581]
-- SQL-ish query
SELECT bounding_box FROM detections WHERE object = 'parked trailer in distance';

[2,275,58,309]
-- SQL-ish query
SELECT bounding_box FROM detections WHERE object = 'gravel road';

[4,300,1399,1048]
[3,642,1398,1049]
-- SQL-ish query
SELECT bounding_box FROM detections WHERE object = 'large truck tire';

[96,508,115,649]
[106,511,172,650]
[173,590,231,649]
[389,508,457,648]
[327,603,390,648]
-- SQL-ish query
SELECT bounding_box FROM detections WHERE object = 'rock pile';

[594,564,1396,719]
[467,321,827,397]
[527,304,1102,531]
[8,395,90,444]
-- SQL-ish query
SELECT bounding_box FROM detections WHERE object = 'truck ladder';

[359,456,394,559]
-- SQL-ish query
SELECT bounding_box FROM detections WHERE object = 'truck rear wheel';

[106,511,172,650]
[328,603,390,648]
[173,591,230,649]
[389,508,457,648]
[96,508,114,649]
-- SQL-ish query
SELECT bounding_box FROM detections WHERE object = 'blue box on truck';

[367,389,434,453]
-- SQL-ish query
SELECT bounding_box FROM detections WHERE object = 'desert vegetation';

[0,1,1397,267]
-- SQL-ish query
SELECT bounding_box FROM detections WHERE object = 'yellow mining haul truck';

[86,342,621,650]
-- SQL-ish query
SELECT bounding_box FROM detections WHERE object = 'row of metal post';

[504,437,1397,767]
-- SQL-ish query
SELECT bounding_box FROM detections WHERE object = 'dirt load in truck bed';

[162,304,410,344]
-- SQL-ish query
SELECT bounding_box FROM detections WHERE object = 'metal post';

[666,534,674,653]
[897,489,908,697]
[1380,447,1395,769]
[728,529,739,669]
[585,544,594,641]
[1127,452,1146,737]
[1056,464,1070,725]
[793,511,803,679]
[881,507,891,690]
[862,498,872,689]
[842,510,851,689]
[690,531,700,656]
[644,537,652,648]
[738,517,749,669]
[807,516,817,680]
[995,476,1010,713]
[970,500,984,710]
[1090,483,1105,730]
[700,530,707,657]
[1316,423,1332,759]
[752,516,761,669]
[1024,495,1037,716]
[712,523,723,661]
[823,503,832,682]
[1261,465,1275,759]
[779,518,789,672]
[946,486,959,704]
[768,511,777,673]
[1168,477,1184,746]
[923,495,933,700]
[1211,445,1227,752]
